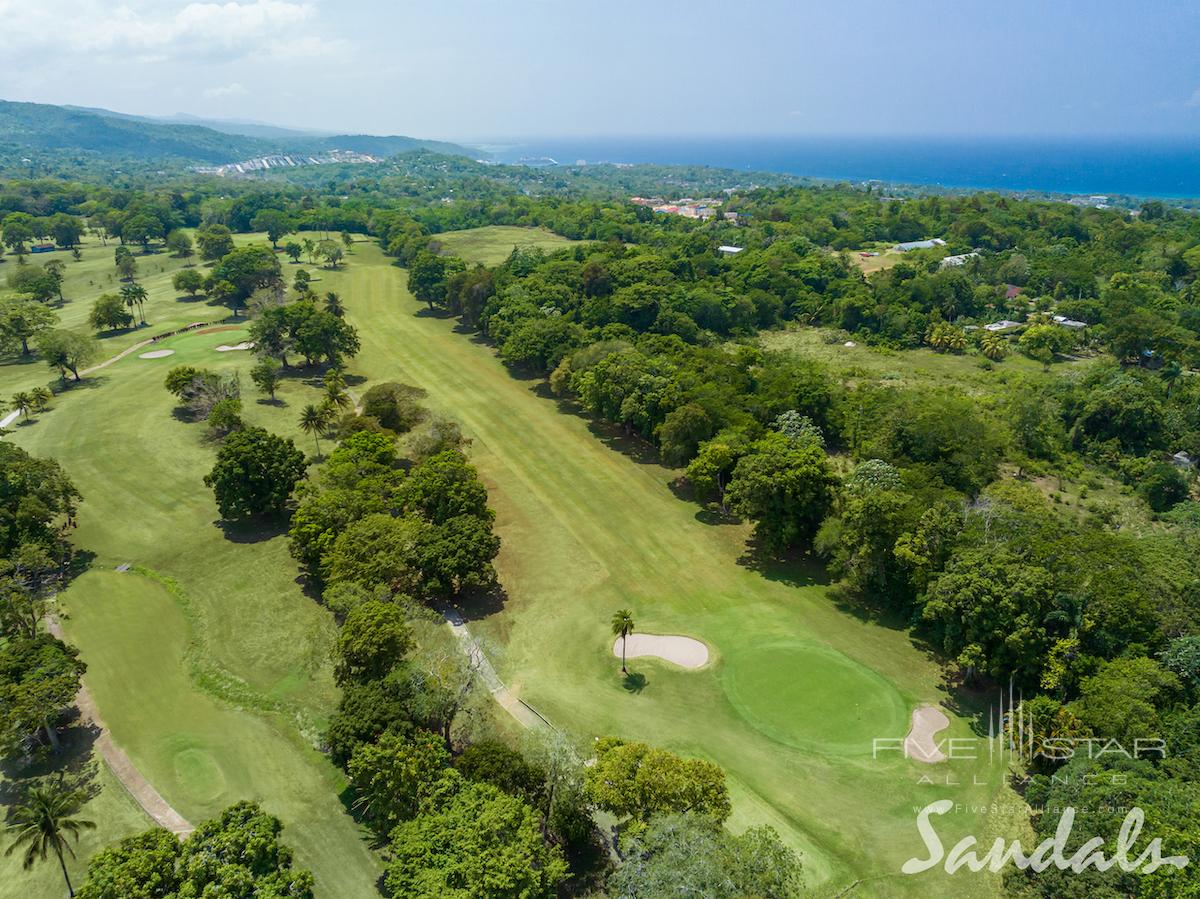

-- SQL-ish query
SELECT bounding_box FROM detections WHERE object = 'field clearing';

[431,225,578,266]
[761,324,1084,393]
[847,245,904,274]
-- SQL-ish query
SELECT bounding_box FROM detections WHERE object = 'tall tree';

[4,786,95,897]
[611,608,635,674]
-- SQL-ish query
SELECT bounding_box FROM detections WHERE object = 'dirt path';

[47,611,194,838]
[442,608,552,731]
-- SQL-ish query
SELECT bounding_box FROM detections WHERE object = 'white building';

[894,238,947,252]
[718,245,744,256]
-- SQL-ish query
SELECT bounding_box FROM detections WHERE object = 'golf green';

[722,642,908,754]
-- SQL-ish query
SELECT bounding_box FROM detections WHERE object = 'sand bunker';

[139,349,175,359]
[215,341,254,352]
[613,633,709,669]
[904,704,950,764]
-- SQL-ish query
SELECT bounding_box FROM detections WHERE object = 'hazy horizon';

[2,0,1198,143]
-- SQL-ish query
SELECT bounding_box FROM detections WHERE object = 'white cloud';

[203,81,248,99]
[0,0,343,63]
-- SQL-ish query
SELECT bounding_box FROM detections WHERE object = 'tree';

[172,268,205,298]
[196,224,235,262]
[10,391,33,421]
[408,251,457,309]
[725,432,836,551]
[324,291,345,317]
[410,514,500,596]
[612,608,635,674]
[2,213,34,254]
[35,330,97,383]
[88,293,133,332]
[119,282,148,325]
[348,730,449,832]
[385,779,568,899]
[211,245,282,314]
[164,229,194,261]
[121,214,164,252]
[284,242,303,264]
[0,633,87,753]
[7,265,60,303]
[0,443,80,553]
[204,427,306,519]
[400,450,490,524]
[326,679,414,768]
[362,382,426,433]
[611,814,802,899]
[454,740,545,807]
[318,239,343,269]
[341,231,354,252]
[73,829,180,899]
[0,298,58,356]
[299,403,334,458]
[323,370,352,412]
[114,246,137,281]
[1140,462,1190,513]
[335,599,412,685]
[5,786,95,897]
[1071,657,1181,745]
[250,209,293,249]
[585,737,731,826]
[980,331,1009,360]
[323,513,425,594]
[1019,323,1072,368]
[78,802,313,899]
[250,358,282,400]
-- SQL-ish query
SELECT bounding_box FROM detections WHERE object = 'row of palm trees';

[9,386,53,422]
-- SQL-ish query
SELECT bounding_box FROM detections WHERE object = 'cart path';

[47,611,194,838]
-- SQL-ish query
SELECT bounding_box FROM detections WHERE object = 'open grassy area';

[4,232,1020,897]
[431,225,578,266]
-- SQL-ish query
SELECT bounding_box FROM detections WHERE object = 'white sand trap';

[904,704,951,764]
[138,349,175,359]
[613,633,709,669]
[215,341,254,352]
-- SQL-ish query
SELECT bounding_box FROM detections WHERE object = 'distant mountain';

[67,106,334,141]
[0,99,474,164]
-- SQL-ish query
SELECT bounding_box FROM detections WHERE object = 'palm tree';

[120,282,148,325]
[324,291,345,317]
[299,403,333,458]
[11,391,33,420]
[1161,360,1183,398]
[5,785,95,897]
[323,371,352,412]
[611,609,635,674]
[980,332,1008,361]
[31,387,52,414]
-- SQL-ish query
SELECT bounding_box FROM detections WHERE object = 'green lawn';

[3,236,1021,897]
[431,225,578,266]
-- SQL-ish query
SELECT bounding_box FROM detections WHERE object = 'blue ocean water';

[485,136,1200,199]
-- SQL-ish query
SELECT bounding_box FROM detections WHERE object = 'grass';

[431,225,578,266]
[4,286,383,896]
[3,231,1021,897]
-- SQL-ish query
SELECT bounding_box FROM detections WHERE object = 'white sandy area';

[139,349,175,359]
[215,341,254,352]
[904,704,951,764]
[613,633,709,669]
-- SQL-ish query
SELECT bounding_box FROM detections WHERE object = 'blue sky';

[1,0,1198,140]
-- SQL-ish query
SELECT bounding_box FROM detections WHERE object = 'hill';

[0,99,472,164]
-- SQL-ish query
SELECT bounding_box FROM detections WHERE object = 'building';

[1172,451,1195,469]
[939,252,979,269]
[894,238,946,252]
[984,320,1023,332]
[1051,315,1088,330]
[718,246,744,256]
[1004,285,1023,300]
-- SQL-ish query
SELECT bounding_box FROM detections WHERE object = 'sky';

[1,0,1198,141]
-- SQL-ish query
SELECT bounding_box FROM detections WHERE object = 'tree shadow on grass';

[736,537,828,589]
[0,718,103,814]
[622,672,648,693]
[214,515,289,544]
[452,581,508,622]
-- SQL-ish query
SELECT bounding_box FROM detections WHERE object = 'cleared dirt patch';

[613,633,709,669]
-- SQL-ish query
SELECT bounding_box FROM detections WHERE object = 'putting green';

[722,642,908,754]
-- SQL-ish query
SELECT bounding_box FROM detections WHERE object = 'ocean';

[483,136,1200,199]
